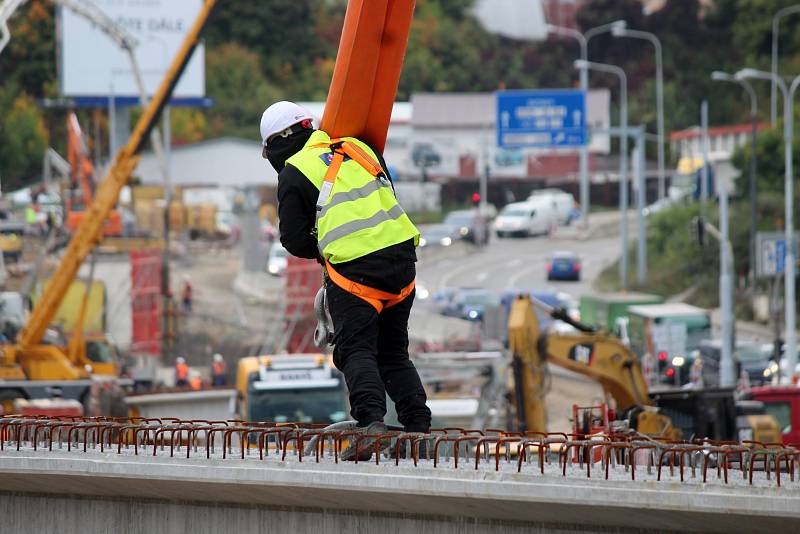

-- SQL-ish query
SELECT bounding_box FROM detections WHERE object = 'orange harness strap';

[311,139,385,178]
[326,260,414,314]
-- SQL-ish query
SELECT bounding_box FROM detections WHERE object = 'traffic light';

[657,351,669,382]
[471,192,481,206]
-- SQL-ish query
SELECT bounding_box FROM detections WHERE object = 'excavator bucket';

[320,0,416,152]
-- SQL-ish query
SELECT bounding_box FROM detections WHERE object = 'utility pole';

[771,5,800,125]
[700,100,709,202]
[736,69,800,382]
[636,127,646,285]
[612,27,665,201]
[576,60,628,289]
[711,71,759,283]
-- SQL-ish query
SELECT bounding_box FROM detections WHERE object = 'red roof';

[670,122,769,142]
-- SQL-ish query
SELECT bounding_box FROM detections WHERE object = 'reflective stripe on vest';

[285,130,419,264]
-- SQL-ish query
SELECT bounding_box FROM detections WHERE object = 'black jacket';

[271,130,416,294]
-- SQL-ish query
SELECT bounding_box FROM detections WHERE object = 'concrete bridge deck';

[1,447,798,533]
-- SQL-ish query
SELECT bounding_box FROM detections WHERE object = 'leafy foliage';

[0,86,49,187]
[2,0,800,193]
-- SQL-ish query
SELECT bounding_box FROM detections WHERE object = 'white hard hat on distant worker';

[260,101,313,157]
[176,357,186,364]
[213,353,224,362]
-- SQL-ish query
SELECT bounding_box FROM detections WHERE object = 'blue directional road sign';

[496,89,587,148]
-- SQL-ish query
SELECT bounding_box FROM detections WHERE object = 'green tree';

[205,43,283,139]
[0,88,49,190]
[731,123,800,196]
[0,0,56,97]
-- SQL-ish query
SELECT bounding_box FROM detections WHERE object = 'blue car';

[546,251,581,281]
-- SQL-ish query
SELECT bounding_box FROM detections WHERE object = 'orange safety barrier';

[320,0,416,153]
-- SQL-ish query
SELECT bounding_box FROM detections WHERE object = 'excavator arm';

[509,295,677,438]
[11,0,217,356]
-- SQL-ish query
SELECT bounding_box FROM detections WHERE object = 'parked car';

[442,288,500,322]
[418,224,459,248]
[546,251,581,281]
[443,209,487,245]
[493,201,553,237]
[267,242,289,276]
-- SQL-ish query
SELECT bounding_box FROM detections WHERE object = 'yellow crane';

[0,0,217,407]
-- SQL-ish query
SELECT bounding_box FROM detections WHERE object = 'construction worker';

[211,353,227,386]
[180,275,193,313]
[260,101,431,459]
[189,370,202,390]
[175,357,189,387]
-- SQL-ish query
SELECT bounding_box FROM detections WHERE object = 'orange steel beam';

[320,0,416,152]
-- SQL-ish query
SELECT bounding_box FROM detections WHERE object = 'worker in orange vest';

[175,357,189,387]
[189,371,202,390]
[211,353,227,386]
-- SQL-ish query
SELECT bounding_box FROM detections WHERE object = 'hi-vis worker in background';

[261,101,432,460]
[175,357,189,387]
[211,353,227,386]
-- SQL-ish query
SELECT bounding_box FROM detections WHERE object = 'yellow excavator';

[0,0,217,411]
[508,295,781,443]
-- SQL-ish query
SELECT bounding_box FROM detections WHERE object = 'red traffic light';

[665,368,675,378]
[658,351,668,362]
[471,192,481,204]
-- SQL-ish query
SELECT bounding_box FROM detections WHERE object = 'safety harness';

[313,138,415,313]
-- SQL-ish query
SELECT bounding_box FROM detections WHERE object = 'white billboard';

[58,0,205,99]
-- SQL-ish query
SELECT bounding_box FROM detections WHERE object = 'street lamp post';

[711,71,758,283]
[771,5,800,125]
[546,24,589,230]
[736,68,799,381]
[576,59,629,290]
[547,20,626,231]
[612,27,665,201]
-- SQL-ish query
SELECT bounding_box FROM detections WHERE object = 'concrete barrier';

[1,450,798,533]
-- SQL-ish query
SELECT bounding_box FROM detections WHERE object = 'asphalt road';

[414,230,626,432]
[417,231,622,299]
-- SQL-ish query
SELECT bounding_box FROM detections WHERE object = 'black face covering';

[264,129,314,173]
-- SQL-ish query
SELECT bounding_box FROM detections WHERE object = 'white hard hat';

[260,101,313,147]
[176,357,186,364]
[213,353,223,362]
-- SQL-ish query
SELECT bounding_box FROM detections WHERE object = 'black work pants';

[326,277,431,432]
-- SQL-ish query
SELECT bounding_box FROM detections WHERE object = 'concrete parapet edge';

[1,451,798,532]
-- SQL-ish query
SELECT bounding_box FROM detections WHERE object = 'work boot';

[340,421,388,461]
[391,434,430,461]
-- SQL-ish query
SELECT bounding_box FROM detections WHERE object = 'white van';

[528,189,575,225]
[493,201,554,237]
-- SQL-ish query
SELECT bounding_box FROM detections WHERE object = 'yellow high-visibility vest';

[286,130,419,264]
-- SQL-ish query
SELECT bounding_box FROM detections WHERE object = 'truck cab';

[627,303,711,387]
[746,386,800,444]
[0,221,24,262]
[236,354,348,424]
